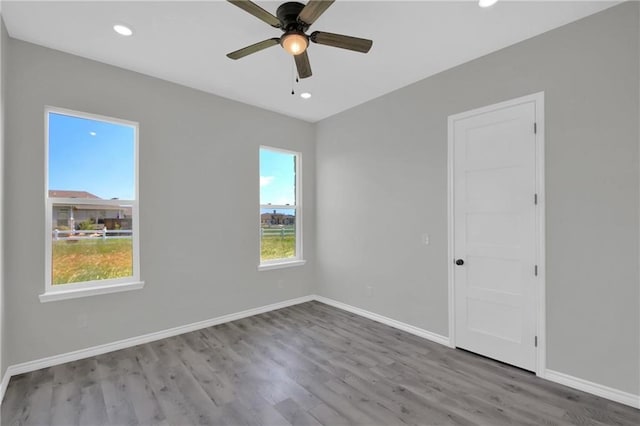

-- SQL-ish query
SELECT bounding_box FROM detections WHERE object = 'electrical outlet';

[366,286,374,297]
[277,279,284,289]
[422,233,430,245]
[77,313,88,328]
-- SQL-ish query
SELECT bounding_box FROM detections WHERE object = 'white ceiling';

[2,1,620,122]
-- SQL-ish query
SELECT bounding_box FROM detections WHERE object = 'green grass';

[52,238,132,285]
[52,233,294,284]
[261,235,296,261]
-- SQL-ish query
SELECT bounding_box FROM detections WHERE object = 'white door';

[451,97,540,372]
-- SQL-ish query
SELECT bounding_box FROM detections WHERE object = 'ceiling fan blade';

[227,0,281,28]
[227,38,280,60]
[298,0,335,26]
[294,51,312,79]
[310,31,372,53]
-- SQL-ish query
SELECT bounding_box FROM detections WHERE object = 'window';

[41,107,143,302]
[259,146,305,269]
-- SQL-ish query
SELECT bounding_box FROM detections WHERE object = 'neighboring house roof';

[73,205,132,213]
[50,190,131,213]
[49,190,100,199]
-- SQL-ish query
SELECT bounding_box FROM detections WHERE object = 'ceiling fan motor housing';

[277,2,308,31]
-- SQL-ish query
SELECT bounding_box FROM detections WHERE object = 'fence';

[260,227,295,238]
[53,228,132,241]
[55,227,290,240]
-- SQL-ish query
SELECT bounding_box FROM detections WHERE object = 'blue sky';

[260,148,296,206]
[48,113,135,200]
[49,114,295,206]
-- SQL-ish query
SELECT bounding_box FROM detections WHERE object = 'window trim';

[41,106,143,302]
[259,145,304,269]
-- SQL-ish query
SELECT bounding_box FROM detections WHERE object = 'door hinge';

[534,265,538,276]
[534,122,537,134]
[535,336,538,347]
[534,193,538,205]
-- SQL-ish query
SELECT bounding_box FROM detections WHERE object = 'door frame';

[447,92,546,377]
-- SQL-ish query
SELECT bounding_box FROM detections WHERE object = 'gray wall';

[316,2,639,395]
[4,37,316,366]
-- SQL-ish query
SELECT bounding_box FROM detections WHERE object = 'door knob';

[455,259,464,266]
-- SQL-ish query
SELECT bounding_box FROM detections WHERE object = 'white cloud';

[260,176,274,187]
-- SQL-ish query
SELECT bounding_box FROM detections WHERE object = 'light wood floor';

[2,301,639,425]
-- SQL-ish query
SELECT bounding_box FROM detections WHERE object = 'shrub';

[77,219,95,230]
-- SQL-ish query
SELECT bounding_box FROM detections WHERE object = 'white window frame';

[258,145,305,271]
[40,107,143,302]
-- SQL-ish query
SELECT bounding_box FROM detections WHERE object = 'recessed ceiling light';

[300,92,312,99]
[89,131,97,136]
[113,24,133,37]
[479,0,498,8]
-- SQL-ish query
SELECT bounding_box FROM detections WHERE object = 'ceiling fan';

[226,0,373,79]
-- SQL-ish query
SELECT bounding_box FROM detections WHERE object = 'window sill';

[258,259,307,271]
[39,281,145,303]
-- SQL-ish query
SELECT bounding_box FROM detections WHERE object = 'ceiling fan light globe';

[281,32,309,56]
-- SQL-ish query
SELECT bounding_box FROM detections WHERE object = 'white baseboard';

[0,368,10,404]
[544,369,640,409]
[312,295,452,348]
[0,295,313,402]
[3,293,639,412]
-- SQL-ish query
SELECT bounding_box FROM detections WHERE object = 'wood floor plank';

[49,380,82,426]
[146,361,219,424]
[77,382,109,426]
[100,370,142,425]
[228,388,293,426]
[274,398,323,426]
[3,301,640,426]
[308,402,352,426]
[2,370,53,426]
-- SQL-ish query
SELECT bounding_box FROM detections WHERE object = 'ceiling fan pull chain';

[291,57,296,95]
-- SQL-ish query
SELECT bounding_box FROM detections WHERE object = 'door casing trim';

[447,92,546,376]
